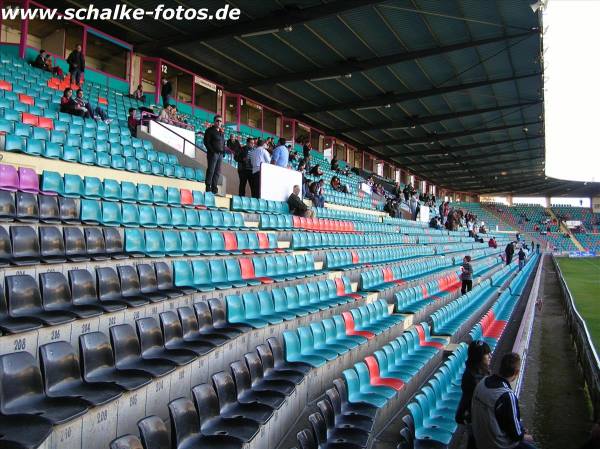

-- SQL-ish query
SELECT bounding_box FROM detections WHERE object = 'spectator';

[287,185,314,218]
[505,242,515,265]
[488,237,497,249]
[249,138,271,198]
[226,134,242,156]
[289,148,298,163]
[303,141,312,159]
[271,138,289,168]
[234,137,254,197]
[393,182,402,199]
[536,243,540,253]
[518,247,526,271]
[409,194,419,221]
[456,340,492,449]
[265,137,275,152]
[203,115,225,195]
[297,162,310,196]
[330,155,339,171]
[403,184,411,202]
[66,43,85,85]
[300,155,312,173]
[467,219,475,238]
[306,179,325,208]
[471,352,536,449]
[330,176,349,194]
[127,108,138,137]
[309,164,323,177]
[60,87,88,118]
[130,84,144,102]
[461,255,473,294]
[158,105,173,124]
[160,78,172,107]
[32,49,46,70]
[75,89,108,122]
[43,54,64,79]
[429,216,442,230]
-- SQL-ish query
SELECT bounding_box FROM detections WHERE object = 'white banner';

[260,163,302,202]
[148,120,196,158]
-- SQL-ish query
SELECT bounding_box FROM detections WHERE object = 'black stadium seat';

[244,351,295,395]
[317,398,369,447]
[10,225,40,265]
[180,304,230,344]
[297,428,317,449]
[0,412,53,449]
[267,336,311,376]
[0,190,15,221]
[155,261,189,296]
[159,310,215,356]
[230,360,285,409]
[110,324,176,377]
[255,343,304,385]
[138,415,171,449]
[85,227,108,260]
[191,383,260,442]
[40,271,103,318]
[104,227,126,259]
[119,265,165,303]
[97,266,149,308]
[39,341,123,405]
[136,317,196,366]
[5,275,75,326]
[110,434,144,449]
[63,227,89,262]
[0,282,43,334]
[58,196,79,224]
[38,194,60,223]
[137,263,170,301]
[0,351,89,424]
[207,298,251,335]
[324,387,373,431]
[79,332,152,391]
[211,371,273,424]
[168,397,244,449]
[0,226,11,267]
[69,269,127,313]
[15,192,38,222]
[39,226,66,263]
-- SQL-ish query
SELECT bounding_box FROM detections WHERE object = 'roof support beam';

[393,136,542,158]
[298,72,539,114]
[137,0,382,50]
[368,121,540,147]
[338,101,540,133]
[235,30,538,88]
[416,155,544,174]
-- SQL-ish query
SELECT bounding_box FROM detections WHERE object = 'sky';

[544,0,600,183]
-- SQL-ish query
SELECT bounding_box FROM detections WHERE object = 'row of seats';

[325,246,436,270]
[259,214,357,233]
[395,273,461,314]
[283,300,404,368]
[231,195,289,215]
[38,170,216,208]
[0,189,232,229]
[110,336,310,449]
[313,206,382,223]
[225,277,361,329]
[173,254,321,292]
[292,231,417,250]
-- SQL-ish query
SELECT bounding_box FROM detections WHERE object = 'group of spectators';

[60,87,110,122]
[34,44,85,85]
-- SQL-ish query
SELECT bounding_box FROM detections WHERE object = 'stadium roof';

[74,0,600,197]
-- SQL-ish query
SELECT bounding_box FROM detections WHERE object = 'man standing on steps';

[518,247,526,271]
[203,115,225,195]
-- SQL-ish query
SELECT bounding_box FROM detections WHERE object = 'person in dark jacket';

[203,115,225,194]
[472,352,537,449]
[235,137,254,197]
[60,87,88,117]
[66,44,85,85]
[461,255,473,294]
[505,242,515,265]
[287,185,313,217]
[518,247,526,271]
[161,78,172,107]
[456,340,492,449]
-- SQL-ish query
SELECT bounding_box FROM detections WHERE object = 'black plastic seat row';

[0,262,187,334]
[0,224,125,266]
[110,337,311,449]
[0,189,81,224]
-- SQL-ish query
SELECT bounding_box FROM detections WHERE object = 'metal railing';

[553,255,600,420]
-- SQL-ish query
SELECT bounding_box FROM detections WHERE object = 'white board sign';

[260,163,302,202]
[148,120,196,158]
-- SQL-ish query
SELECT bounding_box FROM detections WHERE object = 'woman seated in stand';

[60,87,89,118]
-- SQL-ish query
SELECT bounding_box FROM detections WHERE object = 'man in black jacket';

[203,115,225,194]
[235,137,254,197]
[161,78,172,107]
[66,44,85,85]
[287,185,313,217]
[505,242,515,265]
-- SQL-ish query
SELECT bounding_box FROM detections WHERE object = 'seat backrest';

[10,225,40,261]
[137,415,170,449]
[39,341,83,393]
[59,196,79,222]
[16,191,39,219]
[79,331,116,378]
[85,227,106,257]
[6,274,43,314]
[168,397,201,448]
[244,351,266,385]
[137,263,159,294]
[159,310,183,344]
[308,411,327,444]
[256,343,275,372]
[136,317,165,351]
[316,399,336,429]
[96,267,122,301]
[0,351,46,411]
[39,271,72,310]
[110,434,144,449]
[154,262,175,290]
[211,370,238,412]
[296,428,318,449]
[111,324,142,363]
[191,302,212,333]
[118,265,142,297]
[39,225,65,260]
[191,383,221,425]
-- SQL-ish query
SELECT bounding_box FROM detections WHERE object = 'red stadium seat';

[19,94,34,105]
[342,312,374,339]
[222,232,237,251]
[21,113,39,126]
[0,80,12,91]
[364,356,404,390]
[180,188,193,207]
[38,117,54,130]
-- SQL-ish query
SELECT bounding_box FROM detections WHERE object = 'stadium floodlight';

[241,28,281,38]
[283,25,293,32]
[310,75,343,82]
